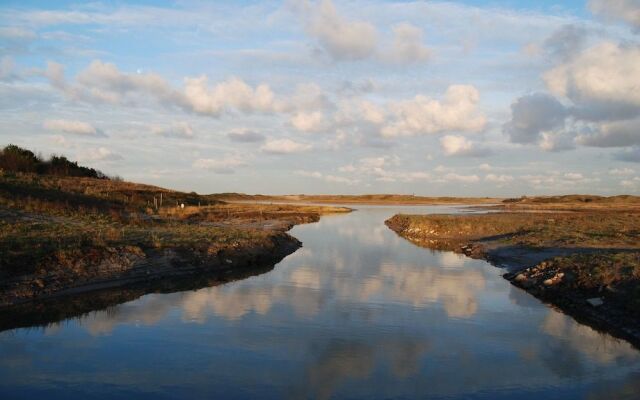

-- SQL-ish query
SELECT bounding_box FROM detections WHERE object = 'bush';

[0,144,109,179]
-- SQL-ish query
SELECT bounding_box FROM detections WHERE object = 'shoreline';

[0,210,350,311]
[385,214,640,350]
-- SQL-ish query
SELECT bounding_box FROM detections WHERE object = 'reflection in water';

[1,206,639,399]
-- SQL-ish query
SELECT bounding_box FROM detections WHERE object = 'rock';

[586,297,604,307]
[543,278,554,286]
[225,259,233,264]
[514,274,528,283]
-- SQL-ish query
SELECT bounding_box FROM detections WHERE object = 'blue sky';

[0,0,639,195]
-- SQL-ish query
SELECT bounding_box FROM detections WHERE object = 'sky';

[0,0,639,196]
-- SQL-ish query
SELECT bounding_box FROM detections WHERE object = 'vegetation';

[0,144,109,179]
[500,194,640,211]
[0,146,350,306]
[385,212,640,249]
[211,193,501,204]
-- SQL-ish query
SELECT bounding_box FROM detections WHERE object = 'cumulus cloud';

[261,138,312,154]
[485,174,514,184]
[46,60,176,105]
[43,119,104,137]
[77,147,123,162]
[576,118,640,147]
[385,23,431,64]
[295,170,358,185]
[442,173,480,184]
[621,177,640,189]
[544,42,640,118]
[589,0,640,29]
[503,93,567,144]
[541,24,590,61]
[293,1,430,64]
[539,131,575,152]
[615,146,640,163]
[45,60,278,117]
[182,75,276,116]
[0,27,37,41]
[227,129,265,143]
[293,0,377,61]
[290,110,325,132]
[0,56,18,82]
[381,85,486,137]
[440,135,492,157]
[609,167,635,176]
[338,155,432,183]
[151,122,194,139]
[192,155,247,174]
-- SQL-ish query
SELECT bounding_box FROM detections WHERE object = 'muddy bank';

[0,229,301,309]
[0,256,280,332]
[385,213,640,349]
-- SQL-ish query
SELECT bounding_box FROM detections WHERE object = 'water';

[1,206,639,399]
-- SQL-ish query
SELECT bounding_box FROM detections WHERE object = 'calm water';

[1,206,640,399]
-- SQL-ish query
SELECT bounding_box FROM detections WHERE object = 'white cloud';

[609,167,635,176]
[503,93,567,144]
[616,146,640,163]
[261,138,312,154]
[192,155,247,174]
[589,0,640,29]
[43,119,103,136]
[443,173,480,184]
[564,172,584,180]
[485,174,514,184]
[381,85,486,137]
[77,147,123,162]
[227,129,265,143]
[45,60,278,117]
[621,177,640,189]
[0,56,17,82]
[290,111,325,132]
[544,42,640,114]
[576,118,640,147]
[151,122,194,139]
[539,131,575,152]
[182,75,276,116]
[295,170,358,185]
[293,0,377,61]
[0,27,36,40]
[385,23,431,64]
[440,135,492,157]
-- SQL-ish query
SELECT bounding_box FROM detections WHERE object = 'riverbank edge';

[0,220,312,309]
[384,215,640,350]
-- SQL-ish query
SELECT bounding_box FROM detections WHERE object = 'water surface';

[1,206,639,399]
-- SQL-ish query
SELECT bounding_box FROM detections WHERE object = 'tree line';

[0,144,110,179]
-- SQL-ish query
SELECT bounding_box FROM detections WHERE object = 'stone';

[514,274,528,283]
[586,297,604,307]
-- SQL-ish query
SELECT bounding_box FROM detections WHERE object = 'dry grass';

[500,194,640,212]
[386,212,640,249]
[210,193,501,205]
[0,172,350,280]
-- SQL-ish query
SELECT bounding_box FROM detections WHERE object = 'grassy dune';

[211,193,501,205]
[0,171,349,306]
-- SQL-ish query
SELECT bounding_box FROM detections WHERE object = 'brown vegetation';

[385,208,640,348]
[0,164,349,307]
[211,193,501,205]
